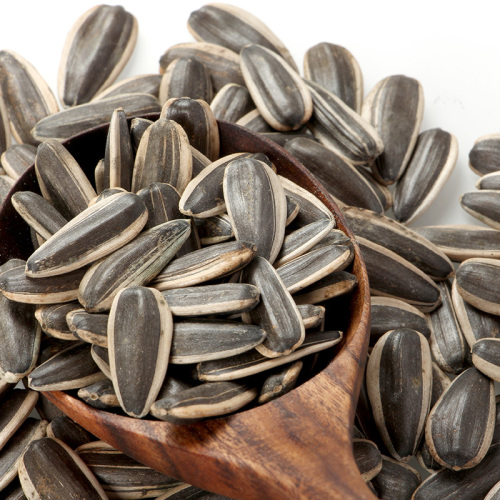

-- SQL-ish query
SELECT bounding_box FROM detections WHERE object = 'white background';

[1,0,499,230]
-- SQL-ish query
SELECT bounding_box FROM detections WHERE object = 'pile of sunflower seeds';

[1,2,500,499]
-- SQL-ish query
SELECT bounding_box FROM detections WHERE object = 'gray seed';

[469,133,500,175]
[34,302,80,341]
[18,437,108,499]
[0,50,59,145]
[257,361,303,404]
[352,438,382,482]
[371,455,421,500]
[92,73,161,101]
[190,145,211,177]
[67,309,109,347]
[240,44,312,131]
[416,438,443,475]
[210,83,254,123]
[90,345,111,380]
[88,187,127,207]
[425,367,495,470]
[1,144,36,180]
[0,90,10,157]
[0,175,14,202]
[46,416,95,450]
[77,379,120,411]
[32,93,161,142]
[235,109,274,133]
[297,304,325,330]
[194,214,234,245]
[476,170,500,190]
[355,165,393,211]
[94,159,105,195]
[260,131,317,148]
[471,338,500,382]
[136,182,183,230]
[430,361,451,410]
[460,190,500,229]
[108,286,173,418]
[310,228,352,249]
[362,75,424,184]
[129,117,153,151]
[303,42,363,113]
[394,128,458,225]
[58,5,137,107]
[293,271,358,305]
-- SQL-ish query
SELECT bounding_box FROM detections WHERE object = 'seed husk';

[297,304,325,330]
[303,42,363,113]
[456,257,500,315]
[129,117,153,151]
[34,302,80,341]
[428,280,471,374]
[425,367,495,470]
[159,57,213,104]
[66,309,108,347]
[0,175,14,202]
[371,455,421,500]
[28,342,106,392]
[26,191,147,278]
[367,329,432,462]
[77,379,119,411]
[240,44,312,131]
[46,416,95,450]
[305,79,383,166]
[355,165,393,211]
[210,83,254,123]
[194,214,234,245]
[159,42,244,93]
[357,236,441,312]
[18,437,108,499]
[90,345,111,380]
[485,482,500,500]
[152,240,257,291]
[0,50,59,145]
[469,133,500,175]
[416,438,443,475]
[1,144,36,180]
[197,329,342,382]
[284,137,384,213]
[430,361,451,410]
[161,97,219,161]
[32,93,161,142]
[471,338,500,382]
[136,182,183,230]
[131,117,193,194]
[92,73,161,102]
[235,109,274,133]
[352,438,383,482]
[362,74,424,184]
[108,286,173,418]
[0,90,10,157]
[223,157,287,263]
[257,360,303,405]
[476,171,500,190]
[460,190,500,230]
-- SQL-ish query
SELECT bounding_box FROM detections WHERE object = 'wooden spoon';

[0,119,373,499]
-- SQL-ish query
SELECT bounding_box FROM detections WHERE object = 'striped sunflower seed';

[292,271,358,305]
[108,286,172,418]
[46,416,95,450]
[0,144,36,180]
[469,133,500,175]
[77,379,119,410]
[160,97,219,161]
[159,57,213,104]
[92,73,161,102]
[303,42,363,113]
[151,381,258,423]
[240,44,312,131]
[257,360,303,404]
[370,455,421,500]
[0,90,10,157]
[26,191,147,278]
[0,175,14,203]
[159,42,244,93]
[355,165,393,211]
[194,214,234,245]
[425,367,495,470]
[235,109,274,133]
[471,338,500,382]
[67,309,108,347]
[58,5,137,107]
[18,437,108,499]
[416,438,443,475]
[94,159,105,195]
[456,257,500,315]
[0,50,59,145]
[362,74,424,184]
[393,128,458,225]
[88,187,127,207]
[476,170,500,190]
[210,83,254,123]
[190,145,211,177]
[34,302,80,341]
[136,182,182,230]
[90,345,111,380]
[460,190,500,229]
[129,117,153,151]
[414,224,500,261]
[131,117,192,194]
[32,93,161,142]
[430,361,451,410]
[188,4,297,71]
[485,482,500,500]
[367,329,432,462]
[352,438,382,482]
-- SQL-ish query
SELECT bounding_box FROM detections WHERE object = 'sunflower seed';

[190,145,211,177]
[257,361,303,405]
[46,417,95,450]
[67,309,108,347]
[297,304,325,330]
[367,329,432,462]
[0,50,59,145]
[371,455,421,500]
[152,240,257,291]
[460,190,500,229]
[240,44,312,131]
[357,236,441,312]
[352,438,382,482]
[92,73,161,102]
[485,482,500,500]
[194,214,234,245]
[1,144,36,180]
[159,57,213,104]
[77,379,119,411]
[469,133,500,175]
[235,109,274,132]
[413,224,500,261]
[303,42,363,113]
[430,361,451,410]
[355,165,393,211]
[34,302,80,341]
[19,437,108,499]
[94,159,105,194]
[58,5,137,107]
[198,329,342,381]
[159,42,244,93]
[456,257,500,315]
[26,191,147,278]
[32,93,161,142]
[362,75,424,184]
[425,367,495,470]
[416,438,443,475]
[109,286,172,418]
[11,191,68,241]
[471,338,500,382]
[34,139,97,219]
[89,187,128,207]
[429,280,471,374]
[284,137,384,213]
[155,375,193,403]
[394,128,458,225]
[369,296,431,344]
[305,79,383,166]
[28,342,106,392]
[476,170,500,190]
[161,97,219,161]
[0,90,10,157]
[0,175,14,201]
[90,345,111,379]
[188,4,297,71]
[131,117,192,194]
[129,117,153,151]
[210,83,254,123]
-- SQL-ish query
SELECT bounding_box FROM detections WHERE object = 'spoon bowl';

[0,119,372,499]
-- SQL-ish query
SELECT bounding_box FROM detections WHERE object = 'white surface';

[0,0,498,229]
